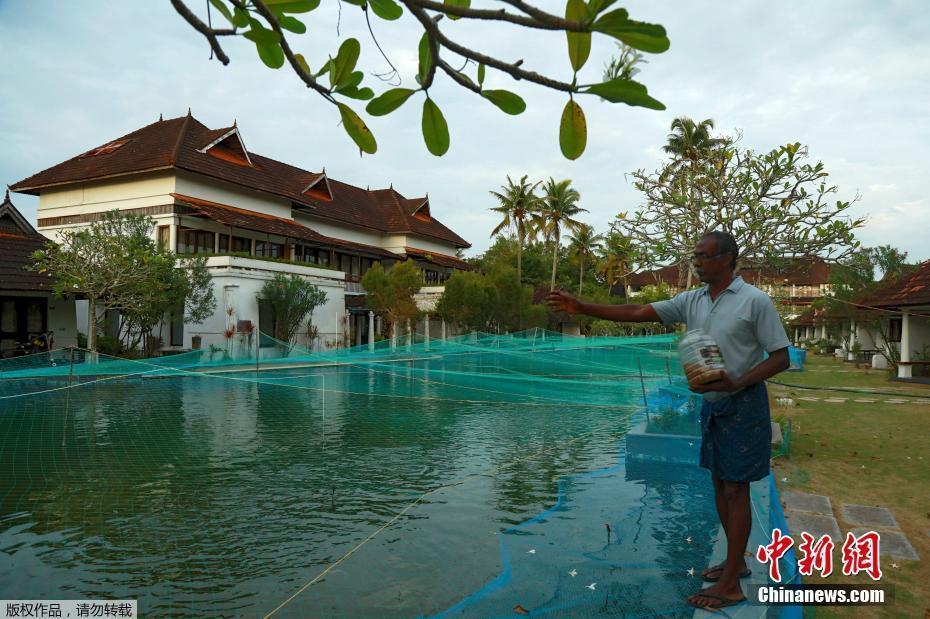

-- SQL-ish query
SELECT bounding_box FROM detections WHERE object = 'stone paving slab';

[782,491,833,515]
[824,398,847,403]
[784,510,842,541]
[849,528,919,561]
[841,504,899,529]
[771,422,783,445]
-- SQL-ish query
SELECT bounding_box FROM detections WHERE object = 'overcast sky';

[1,1,928,262]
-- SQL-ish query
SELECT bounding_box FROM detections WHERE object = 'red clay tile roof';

[627,256,832,288]
[12,114,470,248]
[0,193,53,292]
[863,260,930,308]
[403,246,471,270]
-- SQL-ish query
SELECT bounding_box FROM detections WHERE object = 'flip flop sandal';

[687,592,747,610]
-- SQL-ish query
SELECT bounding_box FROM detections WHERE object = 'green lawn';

[769,354,930,617]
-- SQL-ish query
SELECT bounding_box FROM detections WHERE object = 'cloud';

[1,0,928,263]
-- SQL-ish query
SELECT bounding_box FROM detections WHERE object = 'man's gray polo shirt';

[651,276,790,401]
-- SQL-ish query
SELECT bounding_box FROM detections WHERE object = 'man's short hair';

[702,231,739,269]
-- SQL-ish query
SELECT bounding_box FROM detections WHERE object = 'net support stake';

[256,330,260,374]
[62,346,75,447]
[638,357,651,424]
[665,356,672,384]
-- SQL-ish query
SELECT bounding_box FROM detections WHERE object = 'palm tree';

[567,224,604,296]
[597,229,637,297]
[489,175,542,284]
[662,117,725,288]
[538,178,587,291]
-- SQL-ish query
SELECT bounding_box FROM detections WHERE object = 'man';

[546,231,790,611]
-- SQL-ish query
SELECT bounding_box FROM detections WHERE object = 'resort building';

[0,191,77,357]
[620,256,832,322]
[10,112,471,353]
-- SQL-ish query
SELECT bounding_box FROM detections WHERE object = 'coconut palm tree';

[567,224,604,296]
[662,117,725,288]
[538,178,587,291]
[489,175,542,284]
[597,229,638,297]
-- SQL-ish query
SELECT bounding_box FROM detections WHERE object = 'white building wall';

[294,213,389,248]
[174,171,292,219]
[35,171,177,242]
[179,256,347,353]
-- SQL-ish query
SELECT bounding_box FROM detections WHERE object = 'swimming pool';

[0,335,736,617]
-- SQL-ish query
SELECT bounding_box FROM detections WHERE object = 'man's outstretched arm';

[545,290,661,323]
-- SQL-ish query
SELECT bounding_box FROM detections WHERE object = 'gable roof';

[626,256,832,289]
[864,260,930,308]
[11,113,470,248]
[0,191,53,292]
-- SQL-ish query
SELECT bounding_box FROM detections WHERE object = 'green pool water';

[0,341,723,617]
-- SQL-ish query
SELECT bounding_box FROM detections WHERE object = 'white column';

[406,319,412,349]
[899,311,912,378]
[847,320,857,361]
[441,319,446,342]
[368,311,375,350]
[820,324,827,340]
[424,314,430,350]
[169,221,178,253]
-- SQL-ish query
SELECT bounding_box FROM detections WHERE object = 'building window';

[231,236,251,254]
[889,318,902,343]
[218,233,230,253]
[178,229,215,254]
[318,250,330,266]
[255,241,283,257]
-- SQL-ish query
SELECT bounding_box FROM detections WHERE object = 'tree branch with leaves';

[172,0,669,158]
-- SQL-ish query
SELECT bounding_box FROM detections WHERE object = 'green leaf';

[340,86,375,101]
[559,99,586,160]
[209,0,234,24]
[444,0,470,20]
[581,78,665,109]
[366,88,416,116]
[316,59,331,77]
[477,63,485,86]
[481,90,526,115]
[331,38,361,89]
[341,0,366,5]
[565,0,590,72]
[421,98,450,156]
[256,41,286,69]
[232,6,250,27]
[418,33,433,85]
[278,14,307,33]
[244,19,280,46]
[369,0,403,20]
[337,103,377,154]
[264,0,320,13]
[295,53,312,75]
[585,0,617,19]
[593,9,669,53]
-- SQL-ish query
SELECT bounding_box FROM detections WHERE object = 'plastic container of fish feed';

[678,329,727,387]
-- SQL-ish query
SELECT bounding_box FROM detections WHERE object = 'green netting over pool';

[0,331,795,617]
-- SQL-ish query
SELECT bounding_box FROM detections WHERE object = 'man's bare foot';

[700,560,749,582]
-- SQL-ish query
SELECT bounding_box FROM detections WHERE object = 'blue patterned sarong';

[699,382,771,482]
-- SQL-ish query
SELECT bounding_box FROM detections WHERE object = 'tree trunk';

[517,226,523,285]
[578,254,584,296]
[549,226,559,292]
[87,296,98,352]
